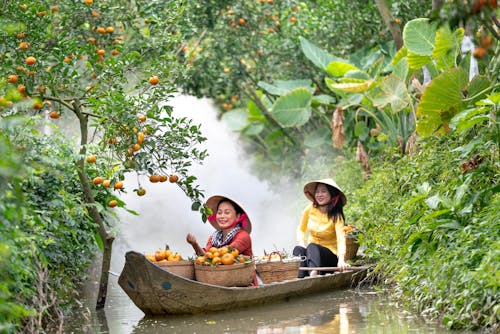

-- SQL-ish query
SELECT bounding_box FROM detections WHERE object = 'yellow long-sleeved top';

[296,204,346,258]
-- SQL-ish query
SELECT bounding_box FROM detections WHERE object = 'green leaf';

[391,46,408,65]
[326,61,359,77]
[94,231,104,251]
[299,37,343,70]
[258,79,314,96]
[221,108,248,131]
[433,26,463,70]
[191,201,201,211]
[325,77,374,93]
[304,127,331,148]
[407,52,432,70]
[242,123,264,136]
[370,75,411,113]
[416,68,468,136]
[270,88,312,127]
[403,18,437,56]
[449,107,490,132]
[312,94,336,105]
[392,58,409,81]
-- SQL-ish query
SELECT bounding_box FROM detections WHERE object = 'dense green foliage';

[345,121,499,329]
[0,118,98,333]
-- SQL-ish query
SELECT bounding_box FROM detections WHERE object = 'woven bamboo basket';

[345,237,359,261]
[255,253,301,284]
[194,261,254,287]
[155,260,195,280]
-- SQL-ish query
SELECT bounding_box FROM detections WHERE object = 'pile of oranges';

[195,246,249,266]
[146,248,183,263]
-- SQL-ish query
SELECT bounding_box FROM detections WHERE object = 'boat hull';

[118,251,367,315]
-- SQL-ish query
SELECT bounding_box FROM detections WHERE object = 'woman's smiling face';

[314,183,332,206]
[216,201,240,230]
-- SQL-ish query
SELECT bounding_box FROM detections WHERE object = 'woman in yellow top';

[293,178,350,278]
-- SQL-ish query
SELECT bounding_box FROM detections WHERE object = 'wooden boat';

[118,250,369,315]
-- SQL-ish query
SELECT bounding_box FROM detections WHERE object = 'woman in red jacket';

[186,195,253,257]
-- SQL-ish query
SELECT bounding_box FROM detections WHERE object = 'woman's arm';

[334,220,350,271]
[186,233,205,256]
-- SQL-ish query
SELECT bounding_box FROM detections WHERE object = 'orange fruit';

[111,49,119,56]
[221,253,235,265]
[219,247,229,255]
[223,68,231,73]
[137,115,147,122]
[106,26,115,33]
[149,174,161,183]
[96,27,106,34]
[84,0,93,4]
[137,132,145,144]
[290,16,297,23]
[395,18,402,24]
[148,76,159,85]
[204,251,213,259]
[114,181,124,189]
[51,5,59,11]
[209,247,218,254]
[37,11,47,16]
[93,177,103,185]
[88,37,96,45]
[7,75,18,84]
[20,4,28,11]
[102,179,111,188]
[17,84,26,94]
[145,254,156,262]
[237,18,245,24]
[132,143,140,151]
[137,188,146,196]
[195,256,205,264]
[17,32,26,39]
[238,256,246,263]
[473,47,487,59]
[155,250,166,261]
[96,49,105,56]
[212,256,222,265]
[230,248,239,258]
[19,42,29,50]
[169,174,179,183]
[25,57,36,65]
[159,175,168,182]
[49,111,61,119]
[32,100,43,110]
[86,155,97,163]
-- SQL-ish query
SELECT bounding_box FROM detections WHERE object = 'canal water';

[65,95,477,334]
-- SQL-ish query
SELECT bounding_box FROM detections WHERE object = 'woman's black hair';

[315,184,345,222]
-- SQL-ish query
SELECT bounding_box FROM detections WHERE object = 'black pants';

[293,243,338,278]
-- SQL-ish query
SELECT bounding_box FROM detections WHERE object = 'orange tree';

[0,0,207,329]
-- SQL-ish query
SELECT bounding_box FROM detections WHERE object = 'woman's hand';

[186,233,197,246]
[337,258,350,272]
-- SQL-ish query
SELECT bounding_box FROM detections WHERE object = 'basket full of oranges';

[194,246,254,287]
[145,247,194,280]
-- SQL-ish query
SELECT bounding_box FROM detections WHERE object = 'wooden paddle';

[299,266,370,271]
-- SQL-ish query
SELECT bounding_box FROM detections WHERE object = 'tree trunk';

[73,99,113,310]
[96,236,114,309]
[375,0,403,50]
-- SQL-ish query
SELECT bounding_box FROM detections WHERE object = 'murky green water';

[65,275,477,334]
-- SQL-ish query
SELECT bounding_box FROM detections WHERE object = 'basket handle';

[266,251,283,262]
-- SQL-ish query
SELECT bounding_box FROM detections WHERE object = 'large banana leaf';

[416,68,468,136]
[299,37,344,70]
[271,88,312,127]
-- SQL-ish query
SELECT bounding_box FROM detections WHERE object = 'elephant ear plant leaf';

[416,68,469,136]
